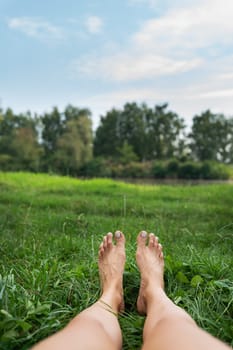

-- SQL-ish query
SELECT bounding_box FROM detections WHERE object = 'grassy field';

[0,172,233,349]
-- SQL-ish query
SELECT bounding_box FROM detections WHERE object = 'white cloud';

[199,89,233,99]
[218,73,233,80]
[133,0,233,51]
[128,0,198,9]
[7,17,64,41]
[73,53,202,81]
[85,16,103,34]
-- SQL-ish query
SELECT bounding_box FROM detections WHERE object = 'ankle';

[101,287,122,311]
[145,282,164,299]
[144,285,168,311]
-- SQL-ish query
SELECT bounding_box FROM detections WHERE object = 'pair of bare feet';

[98,230,164,315]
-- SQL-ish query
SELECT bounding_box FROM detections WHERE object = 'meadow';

[0,172,232,349]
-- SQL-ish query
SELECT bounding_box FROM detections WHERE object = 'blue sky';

[1,0,233,129]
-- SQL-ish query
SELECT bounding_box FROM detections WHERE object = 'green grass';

[0,172,233,349]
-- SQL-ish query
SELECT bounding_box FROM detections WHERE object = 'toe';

[158,243,163,255]
[149,233,155,247]
[98,242,104,258]
[107,232,113,247]
[114,230,125,246]
[103,235,108,249]
[137,231,148,246]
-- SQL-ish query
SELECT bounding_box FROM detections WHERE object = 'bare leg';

[33,231,126,350]
[136,231,231,350]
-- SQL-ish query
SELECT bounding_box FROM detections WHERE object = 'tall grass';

[0,172,232,349]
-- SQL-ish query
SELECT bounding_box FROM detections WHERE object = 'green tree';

[0,109,41,171]
[117,141,139,164]
[41,107,64,170]
[11,127,41,171]
[94,109,121,158]
[118,103,148,160]
[54,110,93,174]
[189,110,233,163]
[94,103,185,161]
[41,105,93,172]
[146,103,186,160]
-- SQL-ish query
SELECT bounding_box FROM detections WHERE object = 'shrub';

[79,158,112,177]
[200,161,230,180]
[122,162,151,178]
[166,159,179,178]
[0,154,14,171]
[152,162,166,178]
[177,162,201,179]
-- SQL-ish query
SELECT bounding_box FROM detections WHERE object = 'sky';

[1,0,233,129]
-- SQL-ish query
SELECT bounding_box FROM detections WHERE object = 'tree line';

[0,102,233,178]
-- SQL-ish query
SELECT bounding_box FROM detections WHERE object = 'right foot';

[136,231,164,315]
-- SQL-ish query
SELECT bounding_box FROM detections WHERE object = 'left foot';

[98,231,126,313]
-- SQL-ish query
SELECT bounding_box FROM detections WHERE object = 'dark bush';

[166,159,179,178]
[177,162,201,179]
[0,154,14,171]
[78,159,230,180]
[123,162,151,178]
[200,161,229,180]
[152,162,166,178]
[79,158,112,177]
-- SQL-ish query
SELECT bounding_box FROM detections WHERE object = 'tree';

[11,127,41,171]
[41,107,64,170]
[94,102,185,161]
[117,141,139,164]
[189,110,233,163]
[146,103,186,160]
[0,109,41,171]
[53,109,93,174]
[41,105,93,172]
[117,103,147,161]
[94,108,121,158]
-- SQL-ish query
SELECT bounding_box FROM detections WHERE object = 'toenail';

[141,231,147,238]
[107,232,113,237]
[115,231,121,238]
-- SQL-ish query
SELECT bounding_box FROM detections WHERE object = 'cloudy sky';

[1,0,233,129]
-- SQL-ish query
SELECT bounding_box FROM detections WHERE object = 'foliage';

[41,105,93,174]
[1,104,233,176]
[166,159,180,178]
[93,108,121,158]
[177,162,201,179]
[0,173,232,349]
[0,109,41,172]
[152,162,166,178]
[94,102,186,161]
[78,160,230,180]
[189,110,233,163]
[54,116,93,175]
[117,141,139,164]
[199,161,230,180]
[79,158,112,178]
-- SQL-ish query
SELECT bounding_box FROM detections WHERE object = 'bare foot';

[98,231,126,313]
[136,231,164,315]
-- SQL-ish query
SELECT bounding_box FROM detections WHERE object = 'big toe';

[137,230,148,247]
[114,230,125,246]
